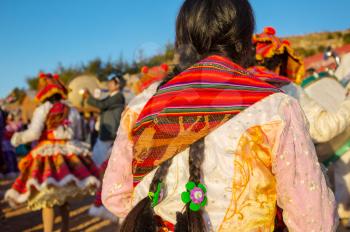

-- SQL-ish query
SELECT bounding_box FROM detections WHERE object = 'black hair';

[175,0,255,68]
[110,76,126,91]
[120,160,173,232]
[174,138,206,232]
[110,73,126,91]
[160,0,255,90]
[117,76,126,90]
[259,53,289,77]
[46,93,63,104]
[120,0,255,231]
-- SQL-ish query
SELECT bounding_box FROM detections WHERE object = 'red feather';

[264,26,276,35]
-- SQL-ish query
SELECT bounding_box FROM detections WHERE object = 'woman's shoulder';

[35,101,53,114]
[208,92,298,146]
[127,82,159,112]
[243,92,298,120]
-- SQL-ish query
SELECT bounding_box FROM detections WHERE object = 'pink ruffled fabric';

[102,111,134,218]
[273,99,338,231]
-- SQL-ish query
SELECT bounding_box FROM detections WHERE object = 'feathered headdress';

[253,27,305,84]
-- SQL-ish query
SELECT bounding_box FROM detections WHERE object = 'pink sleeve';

[101,110,135,218]
[273,99,338,232]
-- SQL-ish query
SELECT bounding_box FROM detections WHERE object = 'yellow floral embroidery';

[219,122,282,232]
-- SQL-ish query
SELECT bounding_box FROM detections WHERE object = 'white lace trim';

[5,175,100,207]
[31,141,91,157]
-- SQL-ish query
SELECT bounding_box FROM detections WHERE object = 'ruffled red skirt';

[5,140,100,210]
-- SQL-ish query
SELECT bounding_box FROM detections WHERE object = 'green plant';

[318,45,326,53]
[343,33,350,44]
[327,34,335,40]
[295,47,317,57]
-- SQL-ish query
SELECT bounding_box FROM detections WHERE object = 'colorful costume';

[253,27,304,84]
[253,27,350,224]
[5,73,100,210]
[102,56,337,231]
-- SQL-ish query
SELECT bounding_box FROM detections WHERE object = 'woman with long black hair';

[102,0,337,231]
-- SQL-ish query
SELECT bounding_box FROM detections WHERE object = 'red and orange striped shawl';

[132,55,281,185]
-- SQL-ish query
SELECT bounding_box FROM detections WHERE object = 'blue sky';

[1,0,349,97]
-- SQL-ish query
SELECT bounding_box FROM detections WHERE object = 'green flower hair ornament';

[181,181,207,212]
[148,182,163,207]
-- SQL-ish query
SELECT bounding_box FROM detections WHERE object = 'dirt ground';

[0,178,349,232]
[0,179,117,232]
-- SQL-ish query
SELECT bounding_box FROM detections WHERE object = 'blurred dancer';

[5,73,100,232]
